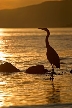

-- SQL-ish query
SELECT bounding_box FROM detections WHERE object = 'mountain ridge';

[0,1,72,28]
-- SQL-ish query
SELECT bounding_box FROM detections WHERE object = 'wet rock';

[26,65,48,74]
[70,70,72,74]
[0,62,20,73]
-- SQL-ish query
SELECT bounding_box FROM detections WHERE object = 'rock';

[25,65,48,74]
[0,62,20,73]
[70,70,72,74]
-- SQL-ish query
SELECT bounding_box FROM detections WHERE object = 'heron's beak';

[38,28,50,35]
[38,28,43,30]
[38,28,48,31]
[38,28,45,29]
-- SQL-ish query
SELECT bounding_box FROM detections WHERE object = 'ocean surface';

[0,28,72,108]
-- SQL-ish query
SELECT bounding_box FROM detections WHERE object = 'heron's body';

[46,44,60,68]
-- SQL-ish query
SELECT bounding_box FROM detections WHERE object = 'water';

[0,28,72,107]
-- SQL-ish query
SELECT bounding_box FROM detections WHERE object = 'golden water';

[0,28,72,107]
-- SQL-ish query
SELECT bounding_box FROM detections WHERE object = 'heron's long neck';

[45,34,49,48]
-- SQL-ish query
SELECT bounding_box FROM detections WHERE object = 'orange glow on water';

[0,82,7,107]
[0,28,71,107]
[0,29,4,36]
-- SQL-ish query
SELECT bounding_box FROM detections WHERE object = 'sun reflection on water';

[0,81,7,107]
[0,94,4,107]
[0,28,11,36]
[0,29,7,37]
[0,52,6,61]
[0,29,3,36]
[0,30,9,61]
[0,91,12,107]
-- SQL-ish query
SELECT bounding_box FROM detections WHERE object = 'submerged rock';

[25,65,48,74]
[0,62,20,73]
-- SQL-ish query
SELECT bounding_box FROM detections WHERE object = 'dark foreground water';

[0,28,72,107]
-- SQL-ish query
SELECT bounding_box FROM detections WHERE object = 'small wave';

[60,62,66,64]
[60,57,72,60]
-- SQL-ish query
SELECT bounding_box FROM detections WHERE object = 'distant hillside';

[0,1,72,28]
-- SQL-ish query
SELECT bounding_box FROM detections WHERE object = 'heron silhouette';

[38,28,60,71]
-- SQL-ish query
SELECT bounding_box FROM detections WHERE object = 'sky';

[0,0,61,10]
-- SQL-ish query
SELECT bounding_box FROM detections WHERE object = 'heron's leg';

[50,64,54,81]
[52,64,54,72]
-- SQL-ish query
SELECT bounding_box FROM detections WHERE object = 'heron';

[38,28,60,72]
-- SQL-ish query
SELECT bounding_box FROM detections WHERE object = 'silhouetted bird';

[38,28,60,69]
